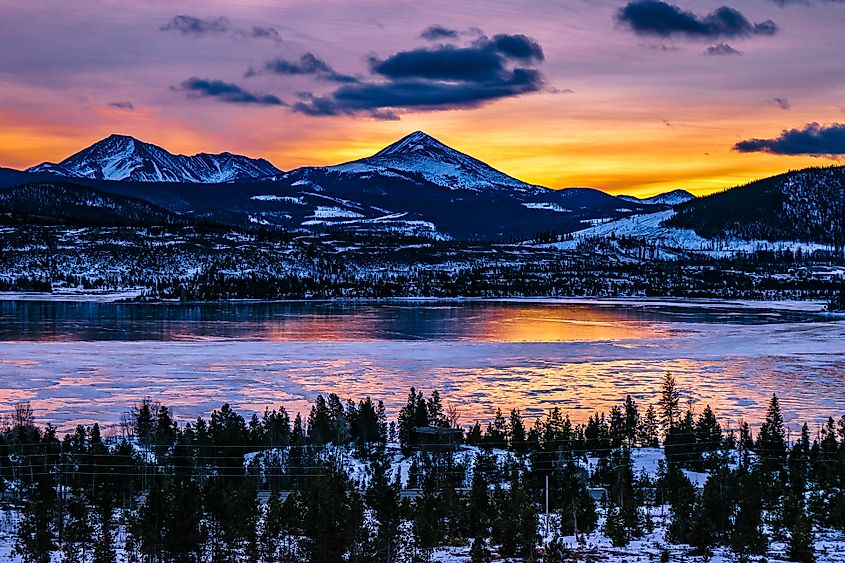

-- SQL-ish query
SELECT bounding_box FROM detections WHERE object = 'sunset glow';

[1,0,843,197]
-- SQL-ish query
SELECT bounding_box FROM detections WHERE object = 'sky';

[0,0,844,197]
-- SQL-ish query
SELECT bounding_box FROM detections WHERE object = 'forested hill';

[0,182,192,227]
[666,166,845,249]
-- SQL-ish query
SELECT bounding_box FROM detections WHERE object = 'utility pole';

[545,474,549,539]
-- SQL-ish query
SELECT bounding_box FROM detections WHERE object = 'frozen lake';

[0,298,843,433]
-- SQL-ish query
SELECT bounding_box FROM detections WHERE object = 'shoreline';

[0,289,841,315]
[0,290,835,312]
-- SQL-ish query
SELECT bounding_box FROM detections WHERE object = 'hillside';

[0,182,191,227]
[666,167,845,249]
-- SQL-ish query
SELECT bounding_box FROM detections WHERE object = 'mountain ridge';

[26,134,282,183]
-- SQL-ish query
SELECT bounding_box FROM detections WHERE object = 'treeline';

[3,378,845,562]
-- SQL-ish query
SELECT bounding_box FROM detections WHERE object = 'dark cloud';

[293,69,543,118]
[107,101,134,110]
[160,15,230,36]
[294,33,546,119]
[247,26,282,42]
[369,34,543,82]
[370,46,507,82]
[420,25,459,40]
[764,97,791,110]
[734,122,845,156]
[176,77,284,106]
[160,15,281,42]
[704,42,742,55]
[617,1,778,40]
[246,53,357,83]
[483,34,544,62]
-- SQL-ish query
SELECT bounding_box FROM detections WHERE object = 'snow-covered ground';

[538,210,836,257]
[0,288,145,302]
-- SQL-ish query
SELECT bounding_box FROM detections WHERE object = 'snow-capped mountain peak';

[26,135,282,183]
[372,131,454,159]
[330,131,546,193]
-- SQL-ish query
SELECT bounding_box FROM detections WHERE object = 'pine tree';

[260,491,285,561]
[609,405,626,448]
[623,395,640,446]
[509,409,527,454]
[731,468,767,556]
[300,462,364,563]
[466,454,491,539]
[492,471,538,559]
[788,507,816,563]
[365,452,401,562]
[757,394,787,474]
[696,405,722,458]
[413,471,444,562]
[398,388,428,453]
[638,405,660,447]
[14,475,55,563]
[658,373,681,432]
[92,491,116,563]
[661,462,697,544]
[469,536,492,563]
[61,491,93,562]
[604,506,628,547]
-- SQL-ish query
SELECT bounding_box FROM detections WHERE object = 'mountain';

[7,131,661,240]
[241,132,657,239]
[328,131,545,193]
[0,182,191,227]
[26,134,281,183]
[666,166,845,248]
[618,189,695,206]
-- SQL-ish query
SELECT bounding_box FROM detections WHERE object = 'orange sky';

[0,0,843,197]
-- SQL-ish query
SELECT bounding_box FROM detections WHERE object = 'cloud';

[420,25,459,40]
[368,34,543,82]
[293,70,543,118]
[176,77,284,106]
[617,1,778,40]
[160,15,230,36]
[246,53,357,83]
[247,26,282,43]
[764,97,791,110]
[734,122,845,156]
[293,33,546,119]
[107,101,134,110]
[483,33,545,62]
[160,15,281,42]
[704,42,742,55]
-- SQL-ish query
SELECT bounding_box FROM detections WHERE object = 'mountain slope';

[0,182,191,227]
[27,135,281,183]
[666,167,845,248]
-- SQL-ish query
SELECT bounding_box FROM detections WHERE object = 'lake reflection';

[0,299,822,342]
[0,299,842,432]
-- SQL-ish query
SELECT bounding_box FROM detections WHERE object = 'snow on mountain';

[540,209,833,257]
[618,189,695,206]
[26,134,281,183]
[328,131,545,193]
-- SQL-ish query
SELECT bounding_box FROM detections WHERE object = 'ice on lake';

[0,298,843,432]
